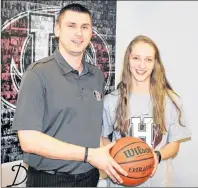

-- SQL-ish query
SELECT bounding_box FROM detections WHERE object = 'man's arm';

[18,130,86,161]
[18,130,127,184]
[14,69,127,184]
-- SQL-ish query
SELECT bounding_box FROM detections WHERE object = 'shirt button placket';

[78,77,84,100]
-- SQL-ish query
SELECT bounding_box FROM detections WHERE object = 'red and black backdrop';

[1,0,116,164]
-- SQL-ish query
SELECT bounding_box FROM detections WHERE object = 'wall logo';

[1,7,113,112]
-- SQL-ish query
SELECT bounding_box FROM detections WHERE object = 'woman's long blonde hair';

[116,35,183,136]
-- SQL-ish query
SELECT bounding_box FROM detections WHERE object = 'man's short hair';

[57,3,92,23]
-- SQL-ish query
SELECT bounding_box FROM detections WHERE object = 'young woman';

[101,35,191,187]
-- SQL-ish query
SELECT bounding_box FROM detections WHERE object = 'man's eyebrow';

[82,23,91,26]
[66,22,91,26]
[66,22,76,25]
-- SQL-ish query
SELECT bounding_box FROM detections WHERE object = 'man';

[12,3,127,187]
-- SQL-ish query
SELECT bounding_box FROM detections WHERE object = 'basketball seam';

[118,156,154,165]
[112,141,145,158]
[117,171,151,179]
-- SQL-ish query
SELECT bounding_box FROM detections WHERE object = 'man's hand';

[87,141,128,184]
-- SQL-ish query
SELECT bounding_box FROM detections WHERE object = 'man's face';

[55,10,92,56]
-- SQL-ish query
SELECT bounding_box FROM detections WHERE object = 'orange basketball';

[110,137,155,186]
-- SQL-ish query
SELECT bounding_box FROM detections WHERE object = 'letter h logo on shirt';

[128,116,154,148]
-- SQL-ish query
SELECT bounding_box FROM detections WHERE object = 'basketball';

[110,137,155,186]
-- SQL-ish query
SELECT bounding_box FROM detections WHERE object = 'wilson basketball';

[110,137,155,186]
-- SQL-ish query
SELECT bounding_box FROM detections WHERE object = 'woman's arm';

[102,136,111,146]
[151,141,180,177]
[159,141,180,160]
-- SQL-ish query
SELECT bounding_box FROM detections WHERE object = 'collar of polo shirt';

[53,48,95,76]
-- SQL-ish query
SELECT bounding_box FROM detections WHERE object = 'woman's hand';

[150,150,159,177]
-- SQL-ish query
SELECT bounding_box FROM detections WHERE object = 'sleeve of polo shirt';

[12,70,45,132]
[101,95,114,138]
[101,72,105,94]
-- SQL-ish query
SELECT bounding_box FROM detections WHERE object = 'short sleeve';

[12,70,45,132]
[101,95,114,138]
[167,96,191,142]
[99,70,105,94]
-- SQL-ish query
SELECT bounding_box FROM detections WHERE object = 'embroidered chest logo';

[93,91,103,101]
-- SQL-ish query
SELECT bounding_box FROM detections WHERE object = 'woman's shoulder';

[104,89,120,99]
[104,89,120,107]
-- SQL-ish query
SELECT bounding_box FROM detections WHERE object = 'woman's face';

[129,42,155,83]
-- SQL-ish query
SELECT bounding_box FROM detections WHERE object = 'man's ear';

[54,23,60,38]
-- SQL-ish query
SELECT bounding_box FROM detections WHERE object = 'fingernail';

[122,171,127,176]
